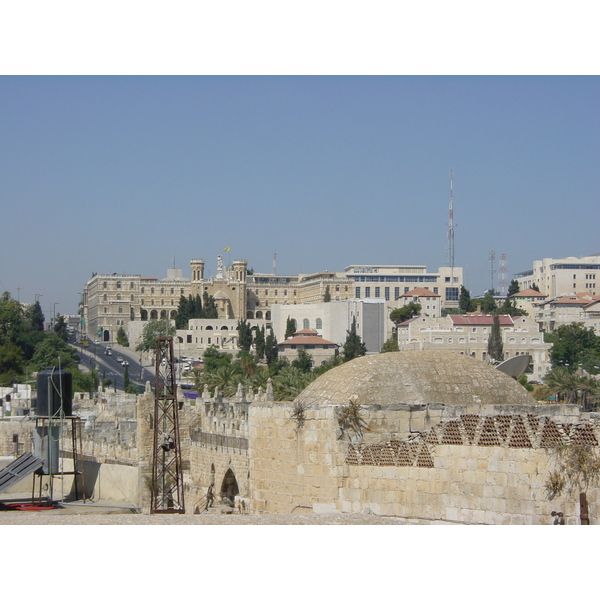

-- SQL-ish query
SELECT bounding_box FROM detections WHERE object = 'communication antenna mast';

[489,250,496,294]
[273,252,277,275]
[499,253,508,296]
[447,170,455,281]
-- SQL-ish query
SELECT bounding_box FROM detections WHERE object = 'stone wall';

[247,400,600,524]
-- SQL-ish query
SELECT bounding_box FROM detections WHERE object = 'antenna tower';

[489,250,496,294]
[447,170,455,281]
[499,253,508,296]
[273,252,277,275]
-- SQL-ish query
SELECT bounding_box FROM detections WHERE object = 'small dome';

[296,351,535,406]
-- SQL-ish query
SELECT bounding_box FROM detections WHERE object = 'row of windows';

[102,281,136,290]
[349,276,438,283]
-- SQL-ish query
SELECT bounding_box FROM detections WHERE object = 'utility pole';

[447,170,455,282]
[150,336,185,514]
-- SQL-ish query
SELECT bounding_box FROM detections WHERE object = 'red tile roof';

[278,335,338,347]
[509,288,547,298]
[401,287,440,298]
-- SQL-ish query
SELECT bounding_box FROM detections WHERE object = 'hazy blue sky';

[1,76,599,316]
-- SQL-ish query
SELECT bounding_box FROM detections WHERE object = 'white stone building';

[270,299,386,354]
[514,253,600,298]
[534,292,600,334]
[396,312,551,379]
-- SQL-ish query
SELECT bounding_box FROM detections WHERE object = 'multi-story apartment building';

[396,313,551,379]
[534,292,600,334]
[514,254,600,298]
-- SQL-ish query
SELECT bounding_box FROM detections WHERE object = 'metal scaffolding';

[150,336,185,514]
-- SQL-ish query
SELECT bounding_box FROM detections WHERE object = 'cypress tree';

[487,314,504,362]
[284,316,297,339]
[342,317,367,362]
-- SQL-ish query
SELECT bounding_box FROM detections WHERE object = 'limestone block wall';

[0,419,35,456]
[248,401,600,523]
[340,445,598,524]
[249,402,346,514]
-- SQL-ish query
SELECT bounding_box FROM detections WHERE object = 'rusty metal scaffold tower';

[150,336,185,513]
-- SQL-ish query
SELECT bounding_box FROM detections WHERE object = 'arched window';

[117,294,121,301]
[315,318,323,329]
[118,306,123,314]
[303,318,310,329]
[103,294,107,302]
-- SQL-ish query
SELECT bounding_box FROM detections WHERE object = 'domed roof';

[296,351,535,406]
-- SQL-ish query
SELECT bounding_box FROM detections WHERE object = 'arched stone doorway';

[103,329,110,342]
[220,468,239,508]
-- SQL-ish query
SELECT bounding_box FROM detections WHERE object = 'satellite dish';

[495,355,531,379]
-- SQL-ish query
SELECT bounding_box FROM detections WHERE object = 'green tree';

[487,314,504,362]
[26,300,45,332]
[175,295,190,329]
[496,297,527,317]
[236,319,253,353]
[0,343,25,385]
[342,317,367,362]
[389,302,421,324]
[458,286,471,313]
[123,362,130,391]
[135,319,175,353]
[292,347,313,373]
[264,330,278,366]
[548,323,600,372]
[480,292,497,314]
[508,279,520,296]
[284,316,297,339]
[381,334,399,353]
[531,283,541,292]
[31,335,80,372]
[254,325,266,361]
[201,346,233,371]
[323,285,331,302]
[53,314,69,341]
[202,291,218,318]
[117,326,129,346]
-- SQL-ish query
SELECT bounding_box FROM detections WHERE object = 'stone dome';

[296,351,535,406]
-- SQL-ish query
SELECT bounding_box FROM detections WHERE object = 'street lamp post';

[53,303,59,329]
